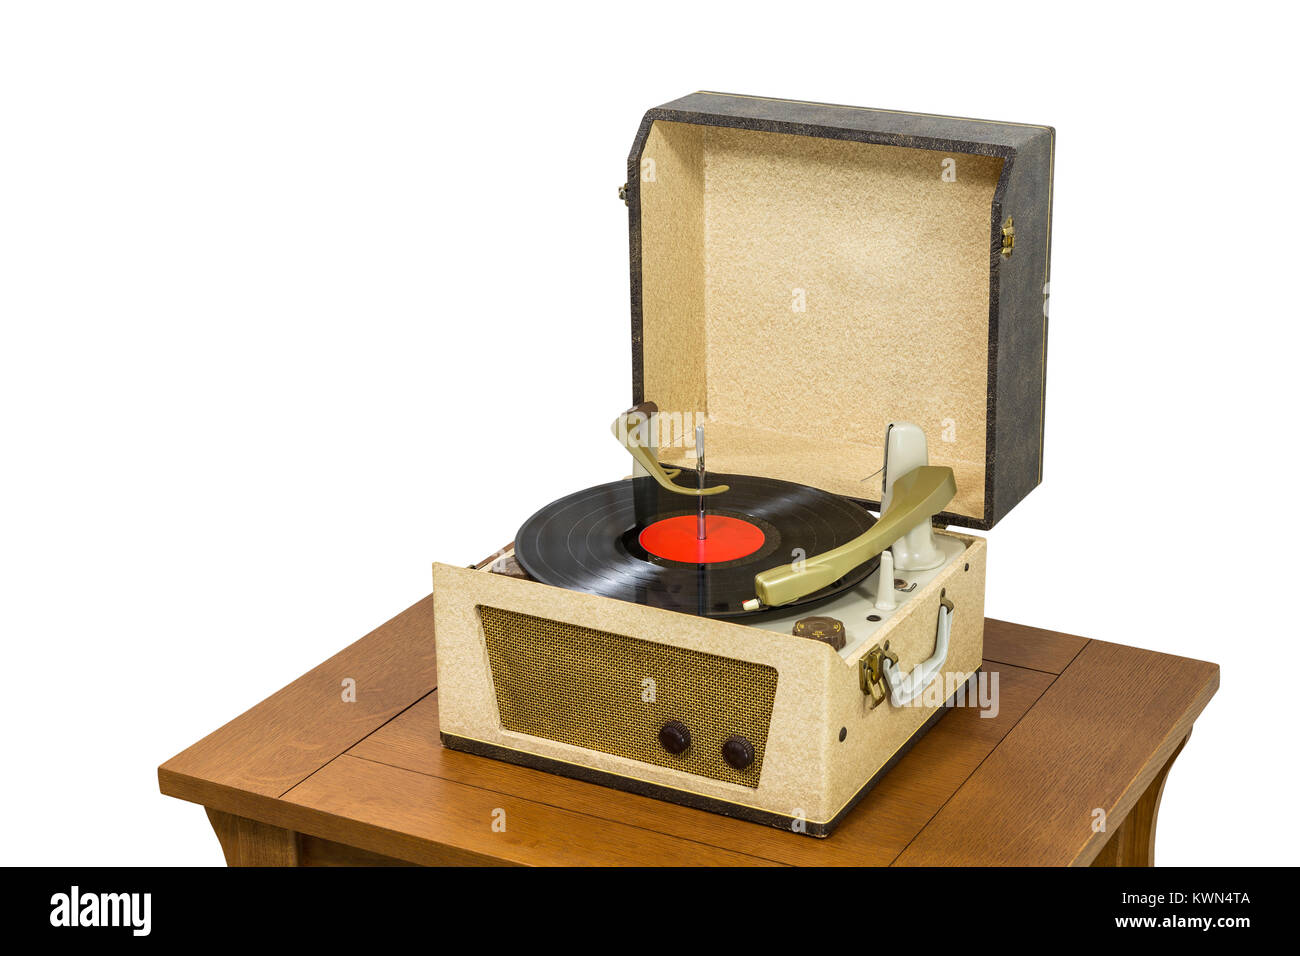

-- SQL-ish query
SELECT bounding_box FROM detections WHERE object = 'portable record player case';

[434,92,1054,836]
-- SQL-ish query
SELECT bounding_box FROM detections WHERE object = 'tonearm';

[751,422,954,608]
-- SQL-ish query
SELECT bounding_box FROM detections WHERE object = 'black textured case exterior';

[625,92,1055,531]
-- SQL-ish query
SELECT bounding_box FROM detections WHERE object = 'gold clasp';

[859,641,899,708]
[1001,216,1015,258]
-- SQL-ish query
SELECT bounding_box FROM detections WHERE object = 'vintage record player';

[433,92,1054,836]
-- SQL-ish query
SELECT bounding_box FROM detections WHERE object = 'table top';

[158,595,1218,866]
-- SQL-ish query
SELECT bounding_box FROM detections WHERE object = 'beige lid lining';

[638,120,1002,518]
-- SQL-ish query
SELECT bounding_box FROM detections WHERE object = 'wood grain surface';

[285,754,775,866]
[895,641,1218,866]
[158,596,437,803]
[982,618,1088,674]
[342,662,1051,866]
[158,599,1218,866]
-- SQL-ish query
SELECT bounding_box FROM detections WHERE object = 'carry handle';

[881,596,953,706]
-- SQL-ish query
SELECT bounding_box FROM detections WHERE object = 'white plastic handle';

[881,600,952,706]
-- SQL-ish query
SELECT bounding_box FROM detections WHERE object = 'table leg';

[206,807,301,867]
[1091,733,1190,867]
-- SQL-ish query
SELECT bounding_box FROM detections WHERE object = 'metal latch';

[859,641,899,708]
[1001,216,1015,258]
[618,182,629,206]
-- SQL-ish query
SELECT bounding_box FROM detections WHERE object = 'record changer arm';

[611,410,729,496]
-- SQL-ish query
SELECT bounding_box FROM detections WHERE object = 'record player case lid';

[625,92,1054,531]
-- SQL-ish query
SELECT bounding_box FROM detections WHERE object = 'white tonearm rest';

[881,422,946,572]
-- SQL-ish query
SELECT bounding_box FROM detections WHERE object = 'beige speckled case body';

[436,531,984,835]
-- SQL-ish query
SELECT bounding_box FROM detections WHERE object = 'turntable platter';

[513,473,879,619]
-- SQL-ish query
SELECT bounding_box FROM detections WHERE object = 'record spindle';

[696,425,706,540]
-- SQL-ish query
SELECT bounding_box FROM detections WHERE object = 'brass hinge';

[618,182,629,206]
[1001,216,1015,258]
[859,641,899,708]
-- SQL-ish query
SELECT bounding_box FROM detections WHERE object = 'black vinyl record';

[513,473,878,619]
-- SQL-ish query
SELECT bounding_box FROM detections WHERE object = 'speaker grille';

[478,605,778,787]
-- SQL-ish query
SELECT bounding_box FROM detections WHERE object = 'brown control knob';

[658,719,691,755]
[722,735,755,770]
[793,615,846,650]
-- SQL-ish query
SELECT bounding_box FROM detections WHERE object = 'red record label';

[638,515,766,564]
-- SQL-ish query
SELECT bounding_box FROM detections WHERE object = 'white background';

[2,2,1295,866]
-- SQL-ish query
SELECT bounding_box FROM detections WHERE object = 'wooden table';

[158,596,1218,866]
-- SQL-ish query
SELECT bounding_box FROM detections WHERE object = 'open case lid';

[625,92,1054,530]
